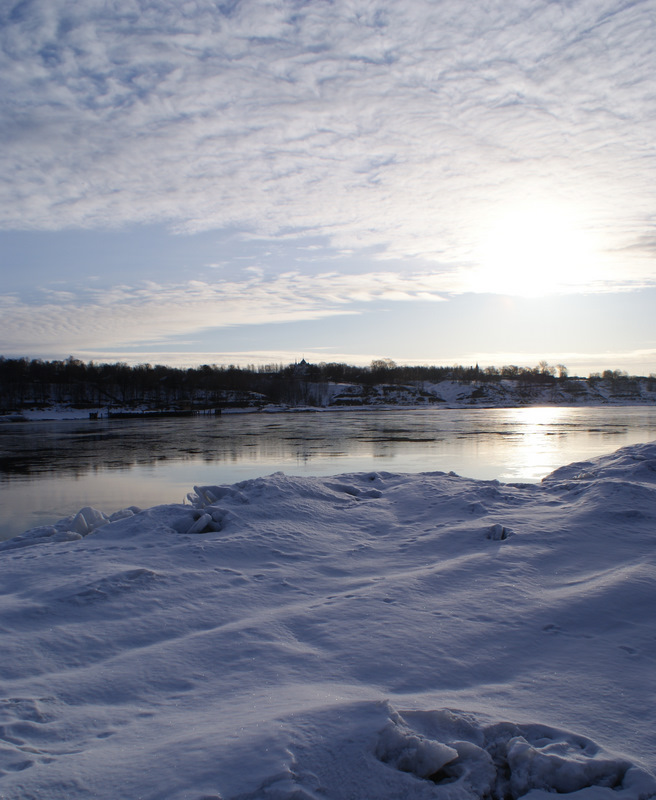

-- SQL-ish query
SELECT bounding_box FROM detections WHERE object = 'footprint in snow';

[542,624,594,640]
[0,697,62,774]
[619,645,638,656]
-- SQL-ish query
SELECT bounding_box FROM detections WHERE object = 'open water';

[2,406,656,540]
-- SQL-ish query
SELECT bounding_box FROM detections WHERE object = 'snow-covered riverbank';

[1,443,656,799]
[2,375,656,422]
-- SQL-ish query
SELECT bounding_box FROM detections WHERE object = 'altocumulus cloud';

[0,270,446,352]
[1,0,655,287]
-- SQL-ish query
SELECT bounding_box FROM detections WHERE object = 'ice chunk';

[71,507,109,535]
[376,717,459,778]
[507,732,629,796]
[487,523,513,540]
[188,513,212,534]
[376,710,655,800]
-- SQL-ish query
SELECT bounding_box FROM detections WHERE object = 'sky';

[1,0,655,376]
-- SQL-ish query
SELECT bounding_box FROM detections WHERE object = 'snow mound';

[1,442,656,799]
[543,441,656,486]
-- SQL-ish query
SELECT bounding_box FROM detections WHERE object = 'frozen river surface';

[2,405,656,539]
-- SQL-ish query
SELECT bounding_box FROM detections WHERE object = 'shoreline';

[3,397,656,423]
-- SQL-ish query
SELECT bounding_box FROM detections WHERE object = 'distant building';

[292,359,310,377]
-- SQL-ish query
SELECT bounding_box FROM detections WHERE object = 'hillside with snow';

[1,442,656,799]
[324,377,656,408]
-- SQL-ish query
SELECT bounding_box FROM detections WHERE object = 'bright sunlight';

[472,203,599,296]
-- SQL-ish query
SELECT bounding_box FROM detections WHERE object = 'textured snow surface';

[1,442,656,799]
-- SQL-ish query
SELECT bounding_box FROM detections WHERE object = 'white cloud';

[1,0,655,290]
[0,269,446,353]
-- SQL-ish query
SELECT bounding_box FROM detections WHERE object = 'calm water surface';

[2,406,656,540]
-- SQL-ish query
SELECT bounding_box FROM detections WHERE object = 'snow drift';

[1,442,655,799]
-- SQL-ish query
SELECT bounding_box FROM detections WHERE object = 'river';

[2,406,656,540]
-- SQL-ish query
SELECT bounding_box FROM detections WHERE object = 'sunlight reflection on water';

[497,406,575,482]
[2,406,656,539]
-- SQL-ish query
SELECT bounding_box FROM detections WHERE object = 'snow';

[5,374,656,422]
[1,442,655,800]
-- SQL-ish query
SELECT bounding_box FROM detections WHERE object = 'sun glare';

[499,406,571,483]
[473,204,599,296]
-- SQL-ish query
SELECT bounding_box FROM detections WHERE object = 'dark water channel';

[2,406,656,540]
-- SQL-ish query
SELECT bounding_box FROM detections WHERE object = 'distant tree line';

[1,355,654,411]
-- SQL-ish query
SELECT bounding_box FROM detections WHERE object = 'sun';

[472,203,599,297]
